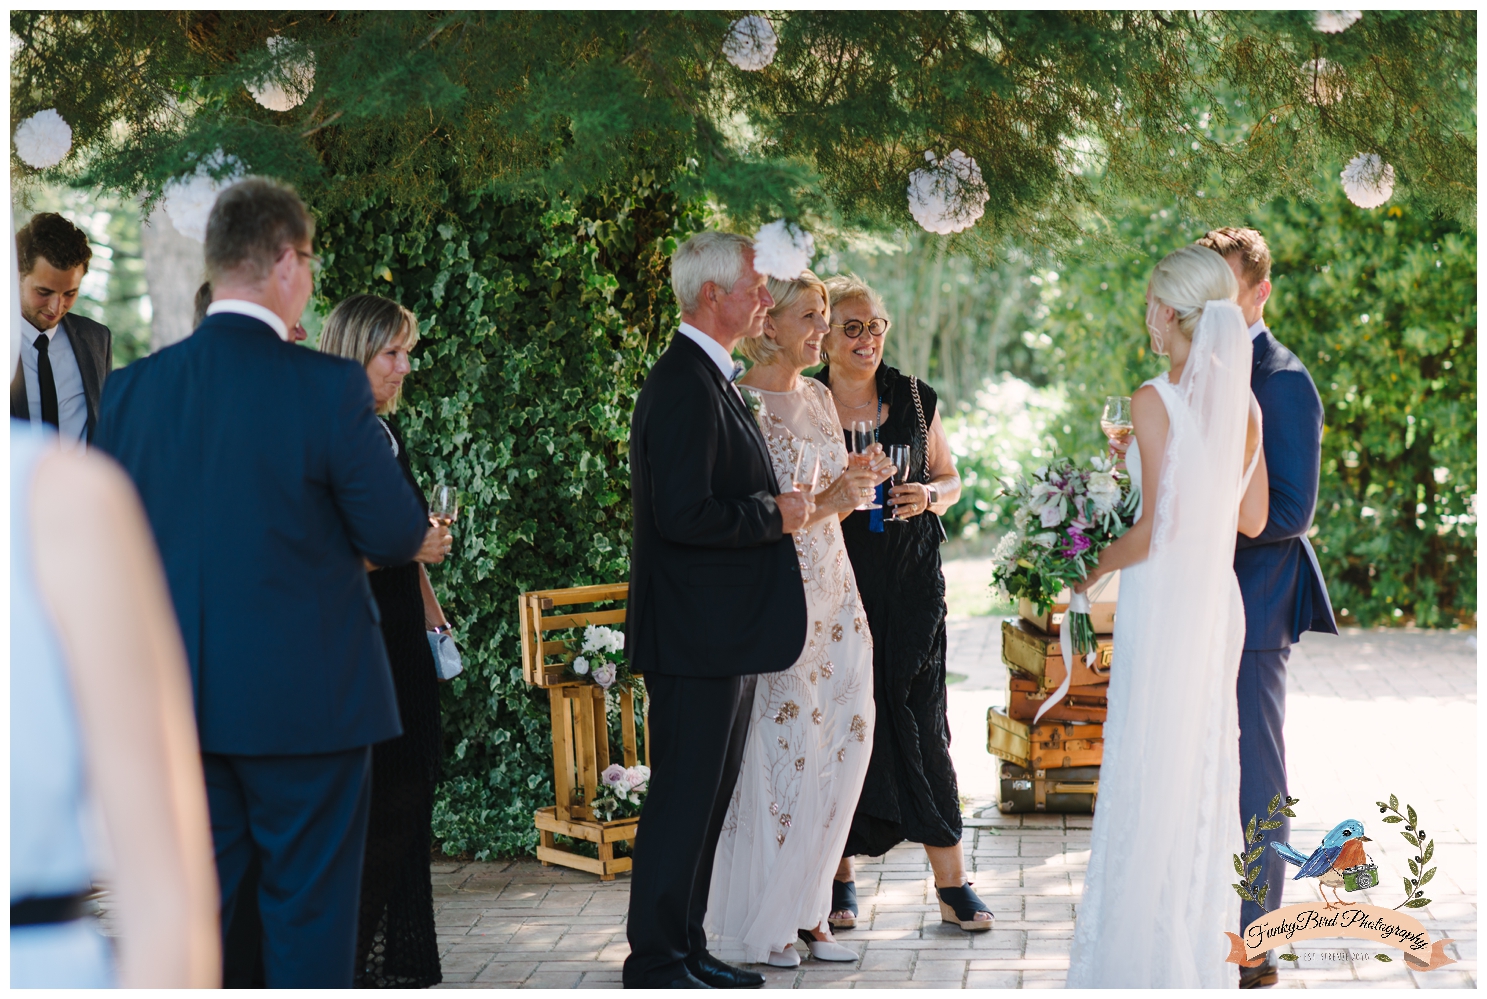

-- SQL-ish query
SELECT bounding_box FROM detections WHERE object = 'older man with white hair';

[623,231,812,989]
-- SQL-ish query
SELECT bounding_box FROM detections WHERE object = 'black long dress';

[356,417,444,988]
[814,364,962,859]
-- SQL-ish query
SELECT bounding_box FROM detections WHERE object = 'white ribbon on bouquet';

[1032,574,1114,726]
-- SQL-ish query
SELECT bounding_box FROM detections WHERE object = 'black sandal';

[828,879,858,930]
[936,882,993,932]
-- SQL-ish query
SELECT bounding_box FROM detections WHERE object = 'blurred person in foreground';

[11,212,112,446]
[814,275,993,933]
[321,293,452,988]
[93,177,433,986]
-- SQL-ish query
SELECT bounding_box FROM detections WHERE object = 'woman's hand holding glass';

[816,447,894,520]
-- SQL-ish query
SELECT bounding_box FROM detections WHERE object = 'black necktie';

[34,333,59,429]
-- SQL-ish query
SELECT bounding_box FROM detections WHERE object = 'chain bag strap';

[908,375,948,543]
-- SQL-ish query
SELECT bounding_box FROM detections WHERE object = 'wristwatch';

[926,484,939,507]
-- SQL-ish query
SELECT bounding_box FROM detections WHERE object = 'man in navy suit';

[94,178,431,986]
[1199,228,1337,988]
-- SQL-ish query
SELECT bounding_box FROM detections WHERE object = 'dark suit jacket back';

[1234,329,1338,649]
[10,313,112,442]
[626,334,807,677]
[94,313,429,755]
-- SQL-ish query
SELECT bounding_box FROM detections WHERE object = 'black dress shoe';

[686,952,765,989]
[664,970,713,988]
[1240,954,1278,989]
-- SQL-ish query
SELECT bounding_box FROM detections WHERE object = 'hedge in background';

[318,176,701,858]
[1027,183,1475,627]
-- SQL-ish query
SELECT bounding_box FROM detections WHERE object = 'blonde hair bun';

[1149,244,1240,340]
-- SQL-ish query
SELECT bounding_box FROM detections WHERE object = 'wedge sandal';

[936,882,993,932]
[828,879,858,930]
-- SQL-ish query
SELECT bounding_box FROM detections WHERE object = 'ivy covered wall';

[317,176,701,857]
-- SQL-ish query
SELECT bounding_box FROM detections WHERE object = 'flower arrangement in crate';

[568,624,638,691]
[991,455,1139,653]
[591,763,651,822]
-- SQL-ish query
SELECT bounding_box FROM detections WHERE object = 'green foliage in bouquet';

[1026,178,1475,627]
[318,176,701,859]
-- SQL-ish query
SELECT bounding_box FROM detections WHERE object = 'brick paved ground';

[433,604,1476,988]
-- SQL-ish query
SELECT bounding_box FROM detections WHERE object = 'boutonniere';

[741,387,765,428]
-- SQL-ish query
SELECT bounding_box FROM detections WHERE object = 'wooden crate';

[519,583,646,881]
[1001,618,1113,690]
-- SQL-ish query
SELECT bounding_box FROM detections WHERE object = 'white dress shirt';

[678,322,741,383]
[19,319,89,446]
[206,299,291,341]
[1247,317,1268,341]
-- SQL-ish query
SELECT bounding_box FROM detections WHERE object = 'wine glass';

[1101,396,1133,453]
[884,444,911,521]
[847,421,881,511]
[430,484,459,526]
[793,442,821,494]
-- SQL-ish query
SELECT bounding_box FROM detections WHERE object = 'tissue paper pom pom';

[1314,10,1362,33]
[13,109,72,169]
[247,35,315,112]
[163,150,245,242]
[752,219,815,280]
[907,149,989,235]
[1340,153,1395,209]
[723,15,778,71]
[1301,58,1344,105]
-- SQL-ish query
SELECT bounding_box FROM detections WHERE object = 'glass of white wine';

[1101,396,1133,452]
[430,484,459,527]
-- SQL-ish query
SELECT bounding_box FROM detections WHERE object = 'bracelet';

[926,484,939,506]
[431,622,452,634]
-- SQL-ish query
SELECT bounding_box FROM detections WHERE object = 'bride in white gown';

[1066,245,1270,988]
[705,271,891,968]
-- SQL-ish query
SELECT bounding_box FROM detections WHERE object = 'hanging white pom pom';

[13,108,73,169]
[1314,11,1362,33]
[752,220,815,281]
[163,150,245,242]
[907,149,989,235]
[723,15,778,72]
[247,35,316,112]
[1340,153,1395,209]
[1301,58,1344,105]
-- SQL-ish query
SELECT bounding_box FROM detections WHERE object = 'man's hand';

[414,520,453,564]
[776,489,815,535]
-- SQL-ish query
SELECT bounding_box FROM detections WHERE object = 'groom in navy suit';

[95,178,430,986]
[1199,228,1337,987]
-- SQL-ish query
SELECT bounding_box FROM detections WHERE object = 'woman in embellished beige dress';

[705,270,894,968]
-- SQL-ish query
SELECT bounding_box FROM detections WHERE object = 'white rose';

[1087,472,1120,514]
[573,656,590,675]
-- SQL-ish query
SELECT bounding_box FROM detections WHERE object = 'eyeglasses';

[294,249,324,276]
[830,318,890,339]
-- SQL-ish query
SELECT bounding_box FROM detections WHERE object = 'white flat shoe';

[765,946,801,968]
[798,929,857,962]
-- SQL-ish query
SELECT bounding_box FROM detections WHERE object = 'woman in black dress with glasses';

[814,275,994,934]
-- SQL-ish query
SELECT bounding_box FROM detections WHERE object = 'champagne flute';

[1101,396,1133,452]
[847,421,881,511]
[884,444,911,521]
[430,484,459,527]
[793,442,821,495]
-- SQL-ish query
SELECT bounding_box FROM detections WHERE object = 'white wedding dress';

[1067,301,1258,988]
[705,378,875,963]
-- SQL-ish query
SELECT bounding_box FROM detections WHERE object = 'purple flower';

[1061,528,1092,557]
[592,662,618,689]
[601,764,628,788]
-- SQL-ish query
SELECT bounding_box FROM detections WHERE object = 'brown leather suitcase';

[998,761,1100,814]
[987,710,1104,769]
[1001,618,1112,690]
[1007,675,1108,723]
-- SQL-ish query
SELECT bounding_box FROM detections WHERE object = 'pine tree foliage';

[11,11,1476,240]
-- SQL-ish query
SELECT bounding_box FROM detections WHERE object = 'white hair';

[671,230,753,314]
[1149,244,1239,340]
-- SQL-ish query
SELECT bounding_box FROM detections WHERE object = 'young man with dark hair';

[11,212,112,446]
[1195,226,1337,989]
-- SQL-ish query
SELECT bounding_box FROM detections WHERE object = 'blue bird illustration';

[1272,819,1373,909]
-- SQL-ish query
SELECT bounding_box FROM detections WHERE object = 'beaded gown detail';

[705,378,875,963]
[815,366,960,859]
[356,417,444,989]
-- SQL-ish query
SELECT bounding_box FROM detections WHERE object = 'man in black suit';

[624,231,813,989]
[12,212,112,446]
[94,178,431,987]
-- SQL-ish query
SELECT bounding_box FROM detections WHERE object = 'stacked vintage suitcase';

[986,578,1118,814]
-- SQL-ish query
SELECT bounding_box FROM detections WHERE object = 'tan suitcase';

[987,710,1104,769]
[1007,675,1108,723]
[1001,618,1113,690]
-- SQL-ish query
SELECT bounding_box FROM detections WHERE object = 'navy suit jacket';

[1234,328,1338,650]
[94,313,429,755]
[626,333,807,678]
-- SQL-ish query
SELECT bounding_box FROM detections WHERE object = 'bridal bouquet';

[991,455,1139,654]
[590,763,651,822]
[569,624,635,691]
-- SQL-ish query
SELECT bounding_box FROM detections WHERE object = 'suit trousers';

[204,747,374,987]
[1237,647,1290,933]
[623,672,757,987]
